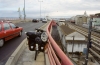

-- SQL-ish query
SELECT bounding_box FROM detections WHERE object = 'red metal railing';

[46,20,73,65]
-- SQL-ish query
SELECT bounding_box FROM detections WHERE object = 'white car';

[42,19,47,23]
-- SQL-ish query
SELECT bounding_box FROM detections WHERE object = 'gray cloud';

[82,0,100,3]
[0,0,19,8]
[0,10,18,17]
[0,0,100,18]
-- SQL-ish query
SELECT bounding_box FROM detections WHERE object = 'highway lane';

[0,21,45,65]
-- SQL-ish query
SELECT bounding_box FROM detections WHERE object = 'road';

[0,21,45,65]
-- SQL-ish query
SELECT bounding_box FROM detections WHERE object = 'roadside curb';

[5,38,27,65]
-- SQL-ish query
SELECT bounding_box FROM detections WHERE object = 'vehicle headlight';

[41,32,48,42]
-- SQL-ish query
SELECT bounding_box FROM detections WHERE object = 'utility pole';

[38,0,43,21]
[84,18,93,65]
[24,0,26,21]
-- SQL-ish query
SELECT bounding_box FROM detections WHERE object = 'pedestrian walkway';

[16,45,45,65]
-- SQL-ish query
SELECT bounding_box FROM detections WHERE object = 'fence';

[46,20,73,65]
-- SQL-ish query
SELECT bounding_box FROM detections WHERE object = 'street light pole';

[38,0,43,21]
[24,0,26,21]
[40,2,41,20]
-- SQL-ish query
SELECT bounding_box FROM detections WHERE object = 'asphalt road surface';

[0,21,45,65]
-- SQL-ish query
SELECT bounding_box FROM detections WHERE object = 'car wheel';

[18,31,22,37]
[0,39,4,47]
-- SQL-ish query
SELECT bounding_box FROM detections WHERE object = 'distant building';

[74,15,87,25]
[70,11,88,25]
[87,13,100,27]
[95,13,100,18]
[70,12,100,27]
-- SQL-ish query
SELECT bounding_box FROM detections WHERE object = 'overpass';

[5,20,100,65]
[5,20,73,65]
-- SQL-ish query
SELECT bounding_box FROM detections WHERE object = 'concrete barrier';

[5,38,27,65]
[10,19,32,24]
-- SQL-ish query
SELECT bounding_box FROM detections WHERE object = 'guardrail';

[46,20,73,65]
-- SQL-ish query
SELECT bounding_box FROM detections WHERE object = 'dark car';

[0,21,23,47]
[32,19,39,22]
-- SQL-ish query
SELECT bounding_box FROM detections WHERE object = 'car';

[58,19,66,26]
[42,19,47,23]
[32,19,39,22]
[0,21,23,47]
[59,19,65,22]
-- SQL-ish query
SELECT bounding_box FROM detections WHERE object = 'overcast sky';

[0,0,100,18]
